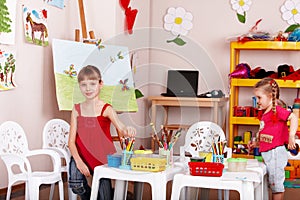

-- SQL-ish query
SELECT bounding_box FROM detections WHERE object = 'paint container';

[253,147,261,156]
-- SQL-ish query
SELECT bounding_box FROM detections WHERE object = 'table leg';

[151,174,167,200]
[114,180,128,200]
[151,103,157,151]
[213,102,218,124]
[134,182,144,200]
[241,182,254,200]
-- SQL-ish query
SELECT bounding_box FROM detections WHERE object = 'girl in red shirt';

[68,65,136,200]
[250,77,297,200]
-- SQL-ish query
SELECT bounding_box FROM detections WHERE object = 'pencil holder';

[213,154,224,163]
[119,150,133,170]
[159,147,173,167]
[107,154,122,168]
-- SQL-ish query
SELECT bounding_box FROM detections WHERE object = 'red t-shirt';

[258,105,291,152]
[75,103,116,172]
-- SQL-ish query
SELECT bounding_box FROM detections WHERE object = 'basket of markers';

[131,157,167,172]
[188,162,224,177]
[188,140,225,177]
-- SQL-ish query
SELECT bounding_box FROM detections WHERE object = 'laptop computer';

[161,70,199,97]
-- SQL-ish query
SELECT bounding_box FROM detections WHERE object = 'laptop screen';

[166,70,199,97]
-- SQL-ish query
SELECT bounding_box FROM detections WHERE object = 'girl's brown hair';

[77,65,102,82]
[254,77,280,121]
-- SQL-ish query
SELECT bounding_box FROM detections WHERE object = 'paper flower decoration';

[281,0,300,25]
[230,0,252,23]
[163,7,193,36]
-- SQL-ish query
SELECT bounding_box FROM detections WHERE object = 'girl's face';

[79,78,102,100]
[254,88,272,110]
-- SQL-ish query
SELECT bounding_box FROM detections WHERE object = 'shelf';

[231,41,300,51]
[232,153,254,159]
[231,117,259,125]
[231,117,300,126]
[228,41,300,148]
[231,78,300,88]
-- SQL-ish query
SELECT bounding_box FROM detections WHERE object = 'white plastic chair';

[42,118,77,200]
[0,121,64,200]
[178,121,232,200]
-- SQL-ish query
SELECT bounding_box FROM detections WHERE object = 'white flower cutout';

[230,0,252,23]
[281,0,300,25]
[164,7,193,36]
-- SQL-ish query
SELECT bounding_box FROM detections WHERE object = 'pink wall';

[1,0,299,188]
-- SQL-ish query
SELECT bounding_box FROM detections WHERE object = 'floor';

[0,181,299,200]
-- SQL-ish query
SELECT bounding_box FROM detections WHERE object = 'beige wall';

[1,0,299,188]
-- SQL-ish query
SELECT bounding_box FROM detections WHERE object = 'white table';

[171,160,268,200]
[90,163,185,200]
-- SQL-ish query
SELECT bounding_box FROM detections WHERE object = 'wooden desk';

[148,96,228,150]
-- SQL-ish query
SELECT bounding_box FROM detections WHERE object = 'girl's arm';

[287,112,298,149]
[68,106,91,177]
[105,106,136,138]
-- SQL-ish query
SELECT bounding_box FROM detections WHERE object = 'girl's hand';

[76,160,91,177]
[288,135,296,150]
[125,126,136,138]
[247,141,258,150]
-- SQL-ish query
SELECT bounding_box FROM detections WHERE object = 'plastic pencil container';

[212,154,224,163]
[119,150,133,170]
[159,147,173,167]
[107,154,122,168]
[227,158,247,172]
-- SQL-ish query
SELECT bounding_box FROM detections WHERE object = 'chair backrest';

[182,121,227,157]
[0,121,29,155]
[42,119,70,155]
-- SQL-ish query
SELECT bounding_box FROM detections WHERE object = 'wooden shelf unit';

[229,41,300,148]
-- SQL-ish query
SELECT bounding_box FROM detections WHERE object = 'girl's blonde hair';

[254,77,280,121]
[77,65,102,82]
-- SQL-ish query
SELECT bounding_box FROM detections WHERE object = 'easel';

[75,1,144,199]
[75,0,96,43]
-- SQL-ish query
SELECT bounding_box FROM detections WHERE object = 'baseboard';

[0,183,25,196]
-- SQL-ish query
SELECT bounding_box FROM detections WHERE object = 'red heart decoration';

[120,0,130,10]
[125,7,138,34]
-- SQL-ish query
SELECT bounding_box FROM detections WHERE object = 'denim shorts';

[69,157,112,200]
[261,145,287,193]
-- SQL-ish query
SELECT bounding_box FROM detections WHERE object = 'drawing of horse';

[26,13,48,44]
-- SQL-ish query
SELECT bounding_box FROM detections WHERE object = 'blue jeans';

[69,157,113,200]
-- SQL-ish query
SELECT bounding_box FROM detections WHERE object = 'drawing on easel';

[22,6,49,46]
[52,39,138,112]
[0,49,16,91]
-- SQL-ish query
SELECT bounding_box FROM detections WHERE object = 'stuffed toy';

[229,63,251,78]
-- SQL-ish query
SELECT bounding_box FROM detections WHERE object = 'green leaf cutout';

[237,12,246,24]
[166,35,186,46]
[285,24,300,33]
[135,89,144,99]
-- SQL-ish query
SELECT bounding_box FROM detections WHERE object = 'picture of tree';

[0,52,16,91]
[6,53,15,87]
[0,0,12,33]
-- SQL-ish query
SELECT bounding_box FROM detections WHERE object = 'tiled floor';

[1,181,299,200]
